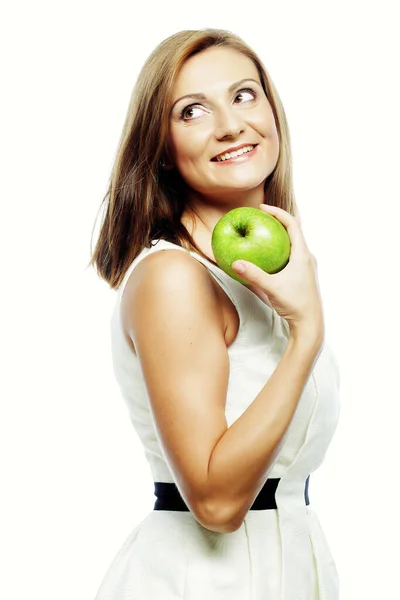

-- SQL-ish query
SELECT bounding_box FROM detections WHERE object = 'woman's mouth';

[211,144,258,164]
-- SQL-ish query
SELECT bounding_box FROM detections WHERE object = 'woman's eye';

[180,106,206,121]
[234,88,257,103]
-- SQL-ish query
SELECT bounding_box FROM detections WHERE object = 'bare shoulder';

[121,249,225,352]
[123,248,215,298]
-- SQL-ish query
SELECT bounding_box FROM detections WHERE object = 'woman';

[90,28,341,600]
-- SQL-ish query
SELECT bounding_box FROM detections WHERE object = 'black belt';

[154,475,310,511]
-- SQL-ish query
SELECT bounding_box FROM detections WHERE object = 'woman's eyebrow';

[170,78,261,113]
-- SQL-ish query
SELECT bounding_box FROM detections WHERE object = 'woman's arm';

[205,330,322,533]
[122,250,231,529]
[123,249,322,534]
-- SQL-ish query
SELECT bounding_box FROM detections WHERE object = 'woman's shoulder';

[117,239,187,294]
[120,241,226,353]
[122,241,216,302]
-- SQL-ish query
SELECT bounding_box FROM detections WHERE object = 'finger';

[258,203,308,255]
[231,259,272,289]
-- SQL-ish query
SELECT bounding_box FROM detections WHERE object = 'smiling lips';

[211,144,258,162]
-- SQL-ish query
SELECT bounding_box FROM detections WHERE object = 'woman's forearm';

[203,330,323,533]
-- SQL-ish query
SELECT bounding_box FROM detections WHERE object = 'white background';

[1,1,399,598]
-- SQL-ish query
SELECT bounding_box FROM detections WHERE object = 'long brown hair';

[88,28,300,290]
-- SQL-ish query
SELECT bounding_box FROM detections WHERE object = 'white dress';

[94,239,341,600]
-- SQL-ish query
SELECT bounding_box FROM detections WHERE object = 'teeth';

[216,145,255,162]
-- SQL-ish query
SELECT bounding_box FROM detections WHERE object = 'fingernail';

[232,261,246,273]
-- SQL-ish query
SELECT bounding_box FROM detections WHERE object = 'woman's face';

[167,46,280,203]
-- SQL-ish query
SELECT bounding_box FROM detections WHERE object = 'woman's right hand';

[231,203,324,340]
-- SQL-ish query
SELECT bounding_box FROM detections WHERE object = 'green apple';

[211,206,291,284]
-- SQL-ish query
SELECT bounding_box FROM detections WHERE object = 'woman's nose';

[213,108,245,140]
